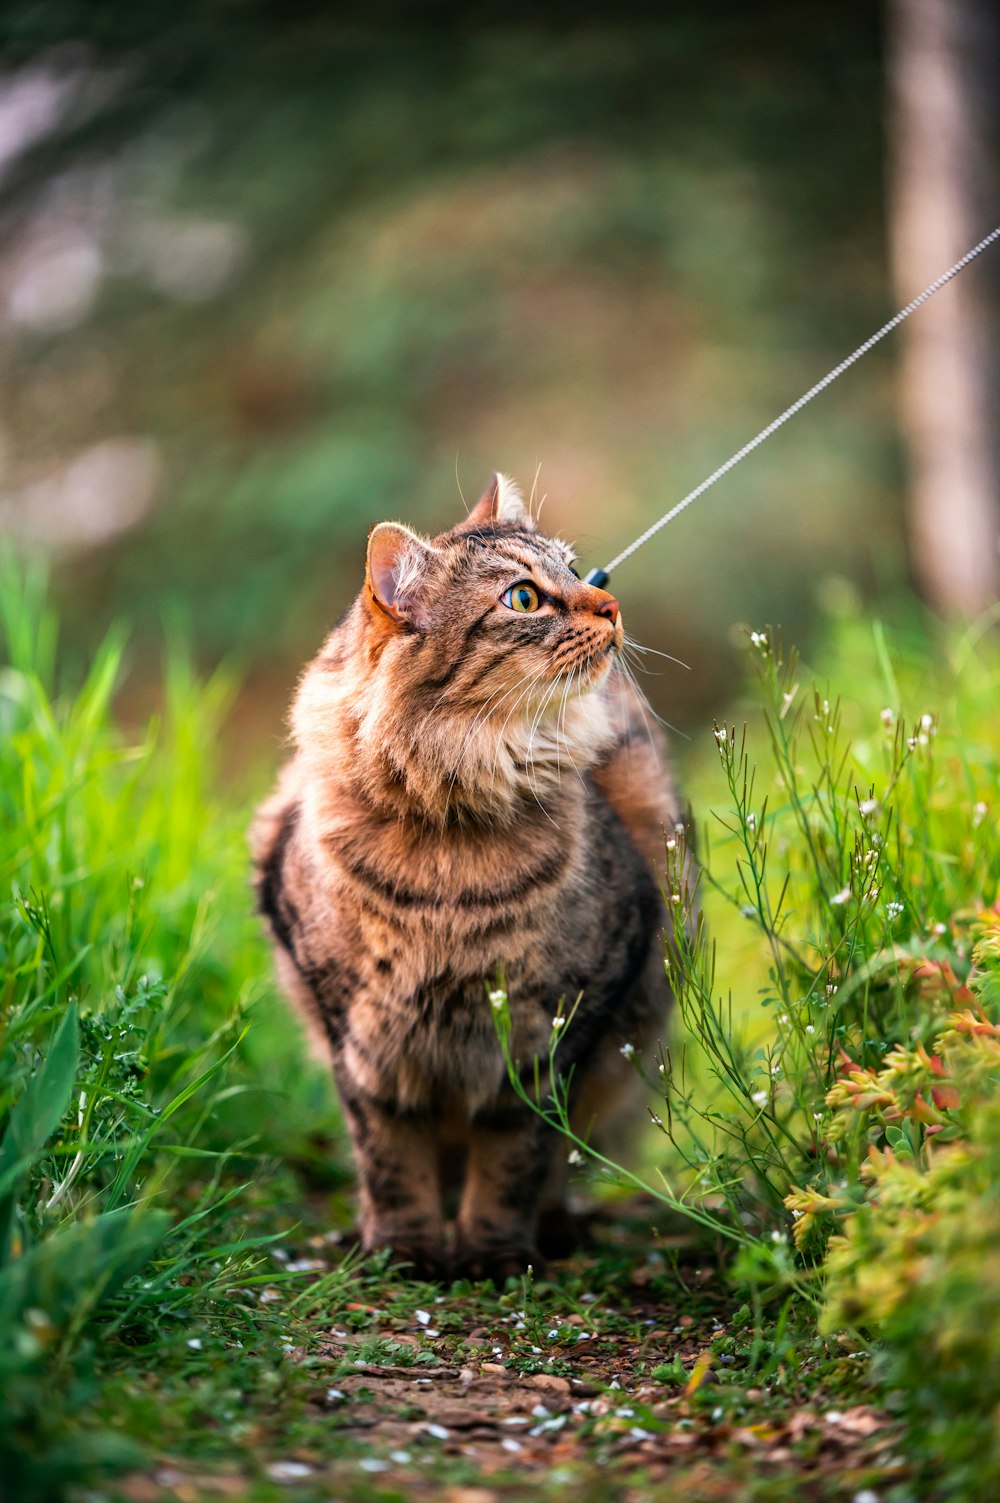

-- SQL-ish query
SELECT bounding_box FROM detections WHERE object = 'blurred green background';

[0,4,901,748]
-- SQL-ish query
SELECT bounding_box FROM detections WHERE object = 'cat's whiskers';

[616,650,689,742]
[622,632,691,671]
[555,665,590,791]
[527,462,543,524]
[439,668,545,819]
[553,666,582,788]
[485,664,553,801]
[492,664,564,810]
[521,671,567,821]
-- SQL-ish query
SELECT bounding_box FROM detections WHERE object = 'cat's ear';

[459,472,532,530]
[366,523,436,626]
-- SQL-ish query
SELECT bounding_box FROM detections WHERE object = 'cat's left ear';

[366,523,437,626]
[458,472,533,531]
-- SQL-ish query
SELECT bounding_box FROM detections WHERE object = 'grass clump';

[0,560,344,1497]
[653,615,1000,1497]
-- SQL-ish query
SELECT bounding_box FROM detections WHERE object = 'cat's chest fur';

[272,772,659,1114]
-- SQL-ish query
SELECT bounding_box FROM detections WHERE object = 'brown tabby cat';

[252,474,685,1281]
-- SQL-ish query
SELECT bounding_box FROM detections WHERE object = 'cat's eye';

[502,582,541,613]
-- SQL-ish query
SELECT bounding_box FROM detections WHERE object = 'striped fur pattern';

[252,474,686,1280]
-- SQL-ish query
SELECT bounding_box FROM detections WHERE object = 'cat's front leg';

[337,1074,448,1279]
[453,1107,554,1283]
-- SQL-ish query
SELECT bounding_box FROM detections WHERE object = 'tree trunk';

[887,0,1000,616]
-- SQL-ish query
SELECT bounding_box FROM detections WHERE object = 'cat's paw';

[537,1205,594,1260]
[366,1238,450,1282]
[452,1242,544,1285]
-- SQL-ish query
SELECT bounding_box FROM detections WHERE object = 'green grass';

[3,558,1000,1500]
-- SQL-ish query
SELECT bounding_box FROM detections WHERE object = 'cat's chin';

[555,645,617,692]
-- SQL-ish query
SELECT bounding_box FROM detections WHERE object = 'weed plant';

[497,609,1000,1499]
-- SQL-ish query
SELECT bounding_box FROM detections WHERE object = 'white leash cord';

[585,221,1000,588]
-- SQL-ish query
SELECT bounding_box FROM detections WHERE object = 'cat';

[251,473,686,1281]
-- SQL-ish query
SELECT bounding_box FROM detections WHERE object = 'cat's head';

[296,474,626,819]
[362,472,623,704]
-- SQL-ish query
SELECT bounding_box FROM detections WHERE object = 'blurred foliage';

[0,3,893,731]
[0,558,344,1492]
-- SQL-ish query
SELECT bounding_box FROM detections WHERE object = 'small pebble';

[266,1461,313,1482]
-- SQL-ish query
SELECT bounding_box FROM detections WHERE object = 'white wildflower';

[830,887,851,905]
[620,1042,636,1059]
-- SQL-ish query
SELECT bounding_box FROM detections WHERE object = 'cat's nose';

[593,592,620,624]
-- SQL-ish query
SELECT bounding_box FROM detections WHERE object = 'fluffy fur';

[252,474,686,1280]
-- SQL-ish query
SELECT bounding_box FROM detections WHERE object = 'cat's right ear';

[457,472,531,531]
[366,523,436,627]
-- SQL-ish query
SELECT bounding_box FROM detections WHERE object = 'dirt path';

[116,1214,904,1503]
[304,1290,898,1500]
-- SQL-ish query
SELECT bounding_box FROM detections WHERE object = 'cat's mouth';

[555,635,619,686]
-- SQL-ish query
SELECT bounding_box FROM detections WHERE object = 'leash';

[584,221,1000,590]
